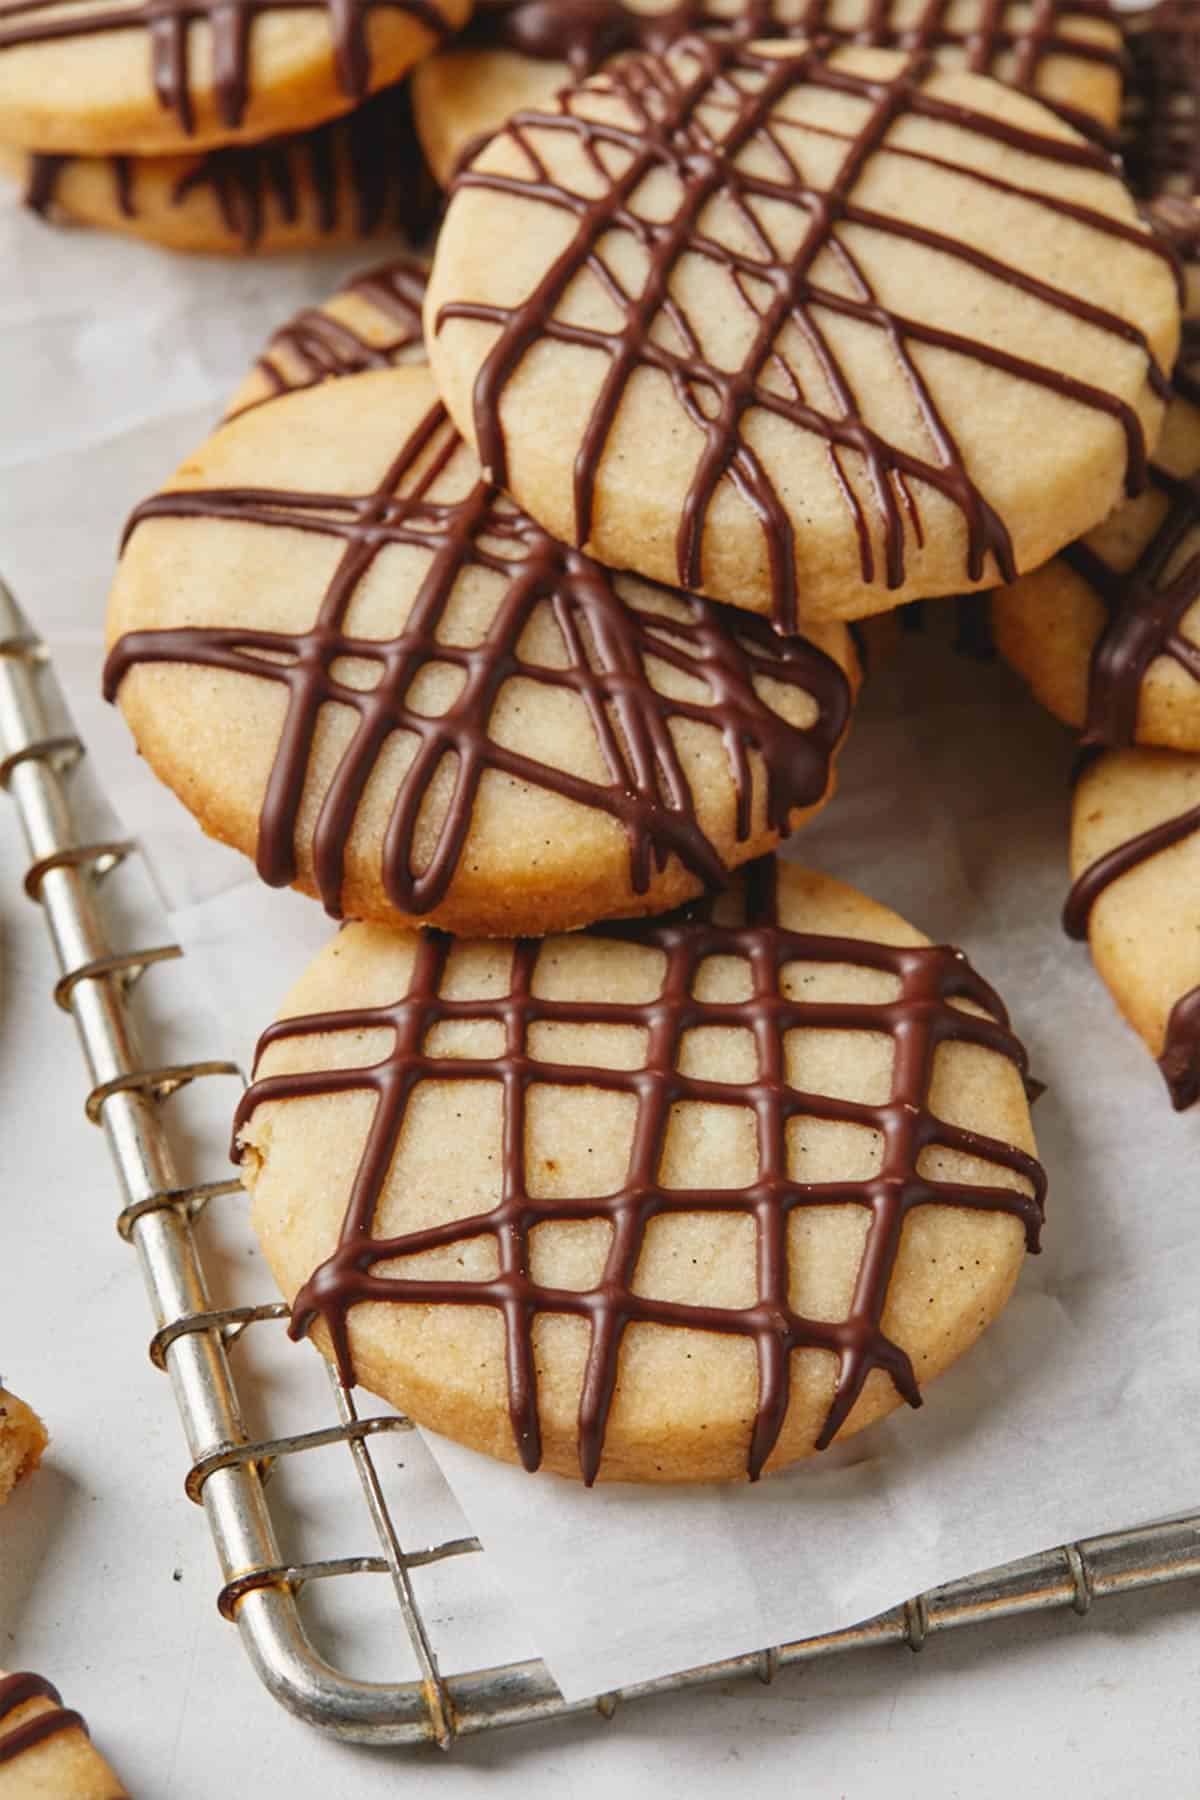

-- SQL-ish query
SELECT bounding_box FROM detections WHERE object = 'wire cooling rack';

[4,579,1200,1752]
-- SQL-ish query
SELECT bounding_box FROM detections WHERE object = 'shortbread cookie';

[1065,747,1200,1110]
[0,0,470,157]
[993,321,1200,752]
[105,366,855,936]
[413,0,1124,186]
[236,858,1046,1483]
[3,86,436,254]
[425,40,1179,632]
[225,256,428,418]
[0,1388,46,1507]
[0,1673,127,1798]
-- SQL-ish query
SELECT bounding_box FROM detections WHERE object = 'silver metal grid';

[3,574,1200,1752]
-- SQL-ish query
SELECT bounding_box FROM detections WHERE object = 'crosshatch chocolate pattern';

[233,861,1047,1482]
[469,0,1123,139]
[104,398,852,919]
[0,0,447,135]
[229,257,429,418]
[1061,317,1200,750]
[438,37,1172,634]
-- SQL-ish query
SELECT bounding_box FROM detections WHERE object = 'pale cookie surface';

[225,255,428,418]
[993,320,1200,753]
[425,39,1178,631]
[0,0,469,156]
[3,87,434,255]
[0,1388,46,1507]
[1065,747,1200,1110]
[105,366,855,937]
[413,0,1124,187]
[0,1672,127,1798]
[236,860,1046,1483]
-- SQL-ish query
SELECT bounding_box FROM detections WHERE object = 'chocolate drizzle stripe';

[0,0,448,135]
[1161,986,1200,1111]
[237,258,428,417]
[439,40,1166,633]
[233,860,1045,1481]
[1058,318,1200,751]
[0,1672,88,1768]
[1064,795,1200,1111]
[1122,1,1200,208]
[24,85,435,252]
[105,398,850,919]
[468,0,1124,132]
[1063,797,1200,940]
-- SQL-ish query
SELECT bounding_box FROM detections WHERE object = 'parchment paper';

[2,162,1198,1705]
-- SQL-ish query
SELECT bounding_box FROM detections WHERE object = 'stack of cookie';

[995,0,1200,1113]
[98,3,1194,1485]
[0,0,465,252]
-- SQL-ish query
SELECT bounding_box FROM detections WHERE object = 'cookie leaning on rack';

[235,859,1046,1484]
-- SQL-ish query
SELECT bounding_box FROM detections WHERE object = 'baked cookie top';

[993,316,1200,752]
[0,0,470,155]
[425,39,1179,631]
[1066,746,1200,1110]
[236,859,1046,1483]
[413,0,1124,185]
[225,255,428,417]
[0,1672,127,1797]
[105,366,854,936]
[3,85,436,255]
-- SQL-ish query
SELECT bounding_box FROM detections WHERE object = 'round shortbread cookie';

[225,255,428,417]
[1065,746,1200,1111]
[413,0,1124,187]
[993,321,1200,753]
[0,0,470,157]
[105,366,855,937]
[424,39,1179,632]
[0,1672,127,1799]
[236,859,1046,1483]
[2,86,436,254]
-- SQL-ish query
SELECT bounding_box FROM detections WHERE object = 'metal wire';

[3,575,1200,1750]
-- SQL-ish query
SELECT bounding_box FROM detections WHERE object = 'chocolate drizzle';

[233,858,1045,1482]
[1122,0,1200,207]
[0,1672,88,1769]
[468,0,1123,139]
[1063,793,1200,1109]
[105,395,850,920]
[24,85,434,251]
[1060,318,1200,750]
[0,0,445,135]
[438,39,1170,633]
[232,257,428,418]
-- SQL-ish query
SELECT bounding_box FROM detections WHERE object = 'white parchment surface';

[2,179,1198,1707]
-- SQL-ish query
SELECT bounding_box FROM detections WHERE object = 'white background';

[3,74,1200,1793]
